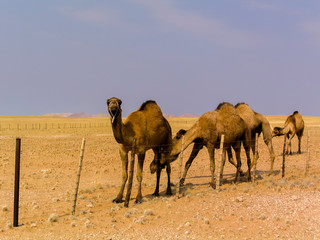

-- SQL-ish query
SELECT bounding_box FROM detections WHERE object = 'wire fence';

[0,124,319,228]
[0,122,110,131]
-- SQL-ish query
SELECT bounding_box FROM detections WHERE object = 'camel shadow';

[145,169,283,201]
[177,170,283,190]
[278,151,305,157]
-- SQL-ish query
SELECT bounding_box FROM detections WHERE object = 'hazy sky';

[1,0,320,116]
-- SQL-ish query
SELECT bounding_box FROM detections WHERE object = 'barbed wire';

[0,122,110,131]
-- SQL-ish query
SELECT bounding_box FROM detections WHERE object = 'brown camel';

[272,111,304,155]
[151,102,252,189]
[107,97,173,206]
[235,103,276,175]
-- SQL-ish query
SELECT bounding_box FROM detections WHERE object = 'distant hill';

[69,112,94,118]
[43,113,199,118]
[43,113,73,117]
[43,112,108,118]
[163,113,201,118]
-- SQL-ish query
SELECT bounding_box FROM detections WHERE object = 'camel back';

[215,103,248,143]
[285,111,304,134]
[124,100,172,150]
[235,103,259,128]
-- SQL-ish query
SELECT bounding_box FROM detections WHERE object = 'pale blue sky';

[1,0,320,116]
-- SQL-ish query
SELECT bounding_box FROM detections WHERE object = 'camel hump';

[215,102,233,111]
[293,111,299,114]
[234,102,248,108]
[138,100,158,111]
[235,102,254,113]
[137,100,164,117]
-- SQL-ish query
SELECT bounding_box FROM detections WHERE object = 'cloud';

[132,0,262,48]
[299,19,320,48]
[246,0,278,11]
[61,7,118,25]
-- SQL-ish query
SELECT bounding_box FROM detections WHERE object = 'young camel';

[235,103,276,175]
[107,97,172,206]
[151,102,252,189]
[272,111,305,155]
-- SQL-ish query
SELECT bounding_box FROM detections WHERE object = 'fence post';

[177,136,185,198]
[13,138,21,227]
[305,131,310,176]
[124,139,136,208]
[253,133,259,182]
[72,138,86,215]
[282,135,286,178]
[217,134,225,190]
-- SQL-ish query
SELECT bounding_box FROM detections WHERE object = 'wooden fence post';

[253,133,259,182]
[124,139,136,207]
[177,136,185,198]
[217,134,225,190]
[282,135,286,178]
[305,131,310,176]
[72,138,86,215]
[13,138,21,227]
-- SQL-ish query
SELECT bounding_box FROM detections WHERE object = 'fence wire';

[0,123,319,226]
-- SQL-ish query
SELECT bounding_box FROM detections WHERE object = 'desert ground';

[1,115,320,240]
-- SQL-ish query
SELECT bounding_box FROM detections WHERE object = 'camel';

[272,111,304,155]
[151,102,252,189]
[107,97,173,206]
[235,103,276,175]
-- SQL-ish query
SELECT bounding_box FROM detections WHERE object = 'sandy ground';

[0,116,320,240]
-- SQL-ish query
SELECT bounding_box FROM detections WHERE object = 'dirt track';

[1,116,320,239]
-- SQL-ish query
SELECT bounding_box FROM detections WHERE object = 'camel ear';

[118,99,122,106]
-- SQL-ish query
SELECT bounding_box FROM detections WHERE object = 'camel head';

[272,127,284,137]
[107,97,122,122]
[173,129,187,144]
[150,129,189,174]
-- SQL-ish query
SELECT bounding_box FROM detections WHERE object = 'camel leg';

[243,141,251,182]
[249,134,259,170]
[207,145,216,189]
[219,147,229,178]
[135,153,145,204]
[180,143,203,186]
[297,134,302,154]
[219,147,227,184]
[113,148,128,203]
[287,133,295,155]
[234,143,242,184]
[165,162,172,195]
[265,140,275,175]
[152,152,161,196]
[286,135,291,155]
[208,146,216,189]
[226,147,245,176]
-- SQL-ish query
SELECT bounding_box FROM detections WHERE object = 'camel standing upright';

[107,97,172,205]
[153,102,251,189]
[272,111,304,155]
[235,103,276,175]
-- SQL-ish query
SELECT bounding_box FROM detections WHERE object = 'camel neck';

[111,112,124,144]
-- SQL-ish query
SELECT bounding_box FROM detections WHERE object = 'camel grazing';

[272,111,305,155]
[235,103,276,175]
[151,102,252,189]
[107,97,173,205]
